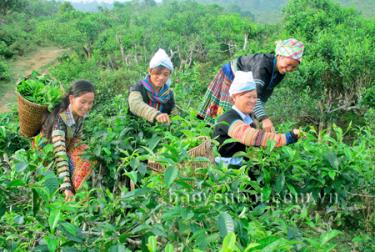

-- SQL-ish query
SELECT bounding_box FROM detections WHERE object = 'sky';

[66,0,161,3]
[67,0,129,3]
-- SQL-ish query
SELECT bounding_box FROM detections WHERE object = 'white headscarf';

[229,71,256,96]
[149,48,173,71]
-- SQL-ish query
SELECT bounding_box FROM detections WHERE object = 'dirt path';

[0,47,67,113]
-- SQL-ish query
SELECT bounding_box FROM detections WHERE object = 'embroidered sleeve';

[228,120,287,147]
[51,118,72,191]
[128,91,160,122]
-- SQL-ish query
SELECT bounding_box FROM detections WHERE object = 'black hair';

[43,80,95,140]
[149,65,171,74]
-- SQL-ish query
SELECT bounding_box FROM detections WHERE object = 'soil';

[0,47,66,113]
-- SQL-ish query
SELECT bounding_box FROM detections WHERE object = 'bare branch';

[326,105,360,114]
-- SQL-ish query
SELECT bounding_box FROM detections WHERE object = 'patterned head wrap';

[149,48,174,71]
[275,38,304,62]
[229,71,256,96]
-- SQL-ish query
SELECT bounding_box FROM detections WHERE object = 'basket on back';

[16,89,48,137]
[16,73,63,138]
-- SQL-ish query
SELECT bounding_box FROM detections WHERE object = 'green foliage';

[0,0,374,251]
[0,41,14,59]
[36,0,373,129]
[197,0,375,23]
[16,72,63,111]
[220,232,240,252]
[0,112,29,156]
[0,0,60,60]
[0,0,59,16]
[217,212,235,238]
[0,60,10,80]
[261,0,375,127]
[361,84,375,107]
[1,97,374,250]
[0,0,26,15]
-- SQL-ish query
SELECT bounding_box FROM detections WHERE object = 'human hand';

[155,113,171,124]
[64,189,74,201]
[292,129,300,138]
[262,118,274,132]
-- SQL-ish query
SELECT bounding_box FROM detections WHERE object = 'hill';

[197,0,375,23]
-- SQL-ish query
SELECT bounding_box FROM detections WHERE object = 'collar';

[59,105,87,127]
[232,105,253,125]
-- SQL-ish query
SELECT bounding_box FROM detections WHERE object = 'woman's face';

[149,67,171,90]
[69,92,95,118]
[276,56,300,75]
[232,90,257,114]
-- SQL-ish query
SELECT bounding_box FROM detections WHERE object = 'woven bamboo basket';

[17,90,48,137]
[148,160,165,173]
[147,136,215,173]
[187,136,215,163]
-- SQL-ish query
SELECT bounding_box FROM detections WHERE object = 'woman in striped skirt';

[33,80,95,201]
[198,38,304,131]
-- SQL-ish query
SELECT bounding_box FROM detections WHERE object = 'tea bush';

[0,60,10,80]
[1,0,374,251]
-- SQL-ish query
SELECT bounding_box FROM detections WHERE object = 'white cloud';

[67,0,130,3]
[64,0,162,3]
[65,0,162,4]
